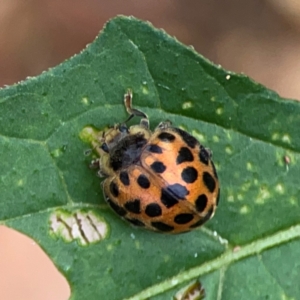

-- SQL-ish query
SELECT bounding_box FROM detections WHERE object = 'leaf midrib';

[125,224,300,300]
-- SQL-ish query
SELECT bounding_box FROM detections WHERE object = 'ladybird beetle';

[91,90,220,233]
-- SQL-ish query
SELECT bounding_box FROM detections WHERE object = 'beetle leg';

[157,120,172,130]
[123,90,148,127]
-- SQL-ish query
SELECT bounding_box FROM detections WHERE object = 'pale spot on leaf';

[106,244,113,251]
[17,179,24,186]
[135,241,141,249]
[227,195,234,202]
[241,182,251,192]
[237,194,243,201]
[79,125,102,144]
[212,135,219,142]
[216,107,223,115]
[272,133,280,141]
[182,101,193,110]
[289,197,297,206]
[240,205,250,214]
[142,82,149,94]
[81,97,89,105]
[246,162,253,171]
[225,146,233,155]
[50,148,62,158]
[282,134,291,144]
[256,188,271,204]
[226,132,232,140]
[253,179,259,186]
[191,130,206,143]
[179,125,188,132]
[275,183,284,194]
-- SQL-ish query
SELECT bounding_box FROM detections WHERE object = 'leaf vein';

[125,224,300,300]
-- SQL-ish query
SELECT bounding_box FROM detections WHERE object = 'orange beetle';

[92,90,220,233]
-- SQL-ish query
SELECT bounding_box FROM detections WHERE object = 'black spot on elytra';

[190,206,214,228]
[195,194,208,212]
[199,146,210,165]
[173,128,198,148]
[161,188,178,208]
[137,174,150,189]
[174,213,194,224]
[181,166,198,183]
[151,161,166,173]
[109,181,119,197]
[216,188,220,206]
[157,132,176,142]
[119,171,130,186]
[176,147,194,165]
[126,218,145,227]
[106,199,127,217]
[160,184,189,208]
[203,172,216,193]
[124,199,141,214]
[167,184,189,199]
[145,203,162,217]
[147,144,163,154]
[151,221,174,232]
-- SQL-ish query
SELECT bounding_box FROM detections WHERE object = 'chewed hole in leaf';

[49,209,109,246]
[174,280,205,300]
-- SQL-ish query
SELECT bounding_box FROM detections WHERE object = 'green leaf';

[1,15,300,300]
